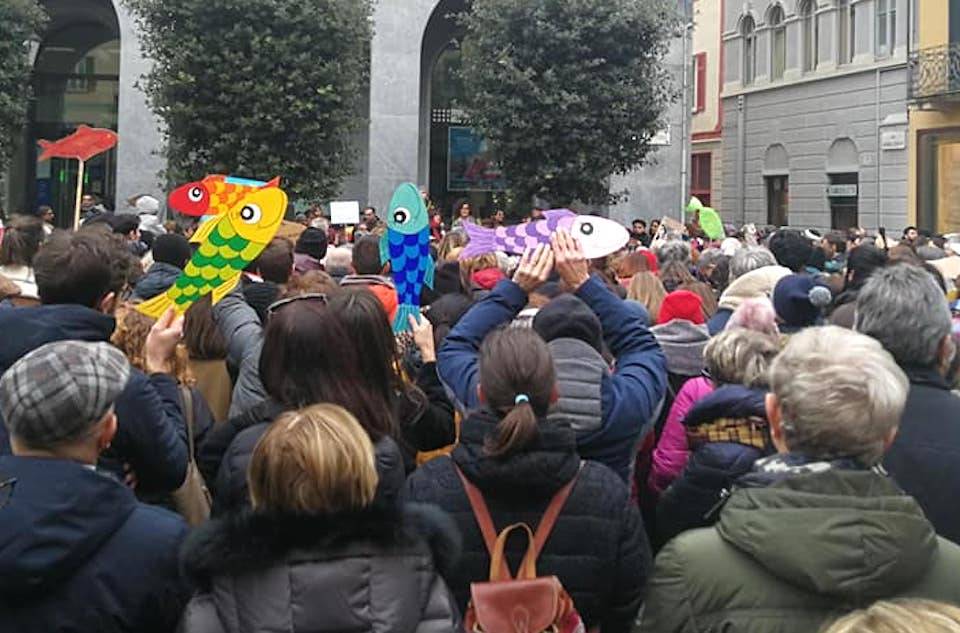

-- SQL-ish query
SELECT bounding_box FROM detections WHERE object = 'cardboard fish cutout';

[168,175,281,217]
[138,184,287,318]
[698,207,724,240]
[459,209,628,260]
[380,183,435,333]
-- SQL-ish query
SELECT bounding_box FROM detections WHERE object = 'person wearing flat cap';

[0,341,191,632]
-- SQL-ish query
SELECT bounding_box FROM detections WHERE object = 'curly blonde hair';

[112,302,193,385]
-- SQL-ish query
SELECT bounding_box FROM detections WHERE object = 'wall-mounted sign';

[880,129,907,151]
[827,184,859,197]
[650,125,671,146]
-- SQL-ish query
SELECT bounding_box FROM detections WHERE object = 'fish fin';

[458,223,497,260]
[37,140,51,148]
[263,177,281,188]
[423,255,435,290]
[211,274,241,306]
[543,209,576,222]
[190,216,221,244]
[393,303,421,334]
[137,291,177,319]
[380,232,390,266]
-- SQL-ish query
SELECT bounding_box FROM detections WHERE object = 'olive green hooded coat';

[639,470,960,633]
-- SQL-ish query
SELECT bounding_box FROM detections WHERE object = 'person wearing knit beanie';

[533,294,604,353]
[772,274,832,333]
[151,234,191,269]
[657,290,706,326]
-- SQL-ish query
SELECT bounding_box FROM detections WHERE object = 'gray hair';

[729,246,777,280]
[854,264,951,369]
[704,328,780,388]
[769,326,908,465]
[697,247,726,273]
[655,239,691,266]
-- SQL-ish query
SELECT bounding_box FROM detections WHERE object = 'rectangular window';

[693,53,706,113]
[918,129,960,234]
[691,153,712,208]
[766,175,789,226]
[772,27,786,79]
[802,6,816,72]
[828,173,859,230]
[838,0,853,64]
[877,0,897,56]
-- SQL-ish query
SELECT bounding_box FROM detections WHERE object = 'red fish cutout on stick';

[36,125,119,230]
[37,125,117,162]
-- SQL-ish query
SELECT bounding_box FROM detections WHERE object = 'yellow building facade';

[909,0,960,233]
[690,0,724,213]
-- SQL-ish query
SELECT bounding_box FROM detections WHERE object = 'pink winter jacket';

[646,377,714,499]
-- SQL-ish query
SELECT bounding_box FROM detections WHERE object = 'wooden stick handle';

[73,159,85,230]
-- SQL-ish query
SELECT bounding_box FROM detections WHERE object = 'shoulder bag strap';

[531,461,584,560]
[179,385,197,462]
[455,466,511,580]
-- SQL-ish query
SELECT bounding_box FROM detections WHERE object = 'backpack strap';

[455,466,511,580]
[531,461,584,559]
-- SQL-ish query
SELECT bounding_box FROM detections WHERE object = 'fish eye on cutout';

[393,207,410,225]
[239,203,262,224]
[188,187,204,202]
[579,222,595,236]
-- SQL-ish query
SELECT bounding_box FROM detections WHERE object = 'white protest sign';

[330,200,360,225]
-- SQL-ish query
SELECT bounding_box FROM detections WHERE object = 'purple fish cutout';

[459,209,629,260]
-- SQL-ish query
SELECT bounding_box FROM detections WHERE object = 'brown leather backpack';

[456,465,589,633]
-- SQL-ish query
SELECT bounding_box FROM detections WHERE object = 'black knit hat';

[151,233,192,269]
[295,227,328,261]
[533,294,603,353]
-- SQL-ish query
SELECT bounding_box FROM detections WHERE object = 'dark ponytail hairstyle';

[478,327,556,458]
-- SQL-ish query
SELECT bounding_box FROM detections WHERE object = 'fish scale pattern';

[388,229,431,305]
[168,221,258,308]
[495,213,574,253]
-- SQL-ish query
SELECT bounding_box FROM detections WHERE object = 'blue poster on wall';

[447,126,506,192]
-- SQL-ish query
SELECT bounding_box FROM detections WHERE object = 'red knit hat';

[657,290,705,325]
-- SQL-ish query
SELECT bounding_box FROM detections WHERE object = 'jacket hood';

[719,266,791,311]
[547,338,608,434]
[132,262,182,300]
[182,503,461,584]
[718,469,938,600]
[0,304,114,372]
[651,320,710,377]
[683,384,767,428]
[0,456,137,598]
[453,408,581,498]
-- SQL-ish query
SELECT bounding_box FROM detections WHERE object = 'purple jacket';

[646,377,714,499]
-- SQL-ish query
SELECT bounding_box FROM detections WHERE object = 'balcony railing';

[909,43,960,103]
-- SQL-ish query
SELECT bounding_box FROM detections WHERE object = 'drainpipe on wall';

[875,66,882,231]
[737,94,746,222]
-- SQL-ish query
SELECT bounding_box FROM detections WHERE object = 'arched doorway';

[826,138,859,230]
[8,0,120,226]
[420,0,505,222]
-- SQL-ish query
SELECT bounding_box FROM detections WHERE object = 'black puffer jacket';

[200,398,406,515]
[656,385,772,547]
[405,409,651,633]
[178,504,461,633]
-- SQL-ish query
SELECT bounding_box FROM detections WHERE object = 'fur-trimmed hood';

[181,502,461,583]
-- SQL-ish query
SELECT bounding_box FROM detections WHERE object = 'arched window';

[741,15,756,85]
[799,0,817,73]
[769,5,786,80]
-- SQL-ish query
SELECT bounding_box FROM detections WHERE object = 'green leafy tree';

[459,0,679,207]
[124,0,372,199]
[0,0,47,178]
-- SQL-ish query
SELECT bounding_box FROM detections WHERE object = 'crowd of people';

[0,199,959,633]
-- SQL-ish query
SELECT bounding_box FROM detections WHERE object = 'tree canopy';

[459,0,679,207]
[0,0,47,178]
[125,0,372,199]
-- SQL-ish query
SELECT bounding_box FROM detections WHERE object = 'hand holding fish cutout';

[459,209,628,260]
[138,183,287,318]
[380,183,435,333]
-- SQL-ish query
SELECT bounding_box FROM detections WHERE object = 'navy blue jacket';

[132,262,182,300]
[884,367,960,544]
[656,385,771,547]
[0,304,188,493]
[437,276,667,482]
[0,456,190,632]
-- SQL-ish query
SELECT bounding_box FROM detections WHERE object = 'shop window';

[918,129,960,234]
[828,173,859,230]
[766,175,789,226]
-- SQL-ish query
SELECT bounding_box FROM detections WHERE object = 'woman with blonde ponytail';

[407,323,652,633]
